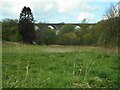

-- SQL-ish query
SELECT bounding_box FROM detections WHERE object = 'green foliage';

[97,18,118,47]
[57,24,77,45]
[61,32,78,45]
[60,24,76,34]
[35,28,56,45]
[2,19,22,42]
[2,2,119,47]
[97,3,119,47]
[76,24,97,45]
[2,45,118,88]
[35,26,47,45]
[44,29,56,45]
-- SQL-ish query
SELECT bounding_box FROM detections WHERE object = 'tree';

[44,29,56,45]
[57,24,77,45]
[59,24,76,34]
[35,23,50,45]
[100,3,120,47]
[2,19,21,42]
[18,6,35,44]
[63,32,78,45]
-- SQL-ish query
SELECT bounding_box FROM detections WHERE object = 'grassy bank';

[2,44,119,88]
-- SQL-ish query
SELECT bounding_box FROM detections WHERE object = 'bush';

[2,19,22,42]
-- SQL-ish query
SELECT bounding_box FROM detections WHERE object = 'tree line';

[2,2,120,48]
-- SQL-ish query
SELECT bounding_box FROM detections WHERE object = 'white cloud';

[12,1,33,15]
[1,0,99,17]
[77,12,95,21]
[1,0,56,20]
[0,0,99,23]
[1,0,118,23]
[1,0,34,18]
[44,3,54,11]
[79,2,99,11]
[56,0,79,13]
[55,0,99,13]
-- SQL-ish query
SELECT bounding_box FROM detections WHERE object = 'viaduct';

[35,23,95,31]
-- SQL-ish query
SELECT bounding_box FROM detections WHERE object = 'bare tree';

[104,2,120,47]
[105,2,120,19]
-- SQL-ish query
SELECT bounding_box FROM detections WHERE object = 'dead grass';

[2,42,118,54]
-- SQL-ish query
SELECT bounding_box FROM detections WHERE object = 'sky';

[0,0,119,23]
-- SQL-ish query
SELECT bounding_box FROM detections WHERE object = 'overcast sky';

[0,0,119,23]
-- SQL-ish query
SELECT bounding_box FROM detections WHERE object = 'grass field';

[2,44,119,88]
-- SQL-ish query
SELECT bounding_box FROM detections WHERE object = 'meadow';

[2,44,119,88]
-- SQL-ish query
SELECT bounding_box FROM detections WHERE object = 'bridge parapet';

[35,23,95,30]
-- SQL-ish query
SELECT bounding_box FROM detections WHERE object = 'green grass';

[2,44,119,88]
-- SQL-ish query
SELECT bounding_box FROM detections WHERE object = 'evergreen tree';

[18,6,35,44]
